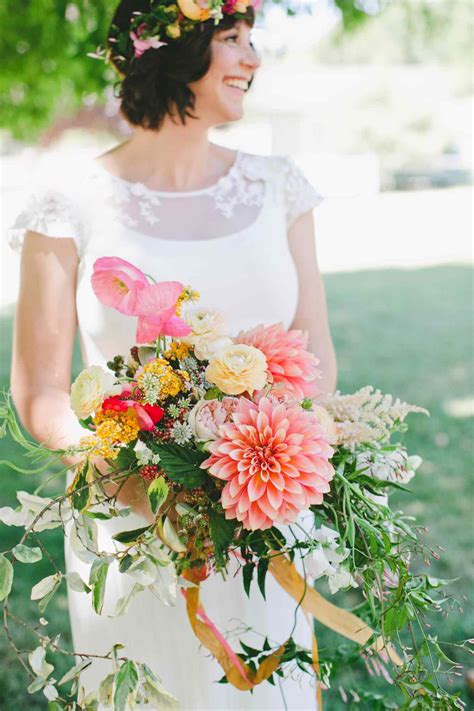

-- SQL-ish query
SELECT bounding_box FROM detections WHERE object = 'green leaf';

[257,557,269,600]
[113,660,139,711]
[384,606,408,634]
[66,571,91,593]
[84,511,114,520]
[114,583,144,617]
[31,573,62,614]
[89,560,110,615]
[208,509,237,567]
[70,460,91,513]
[266,527,286,550]
[240,641,260,658]
[114,447,136,472]
[12,543,42,564]
[204,387,222,400]
[112,526,151,544]
[147,476,169,515]
[0,554,14,601]
[150,444,208,488]
[118,554,134,573]
[58,659,91,686]
[243,562,254,597]
[48,702,64,711]
[141,663,179,709]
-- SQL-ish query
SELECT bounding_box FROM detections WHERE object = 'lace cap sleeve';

[280,155,323,229]
[7,177,85,256]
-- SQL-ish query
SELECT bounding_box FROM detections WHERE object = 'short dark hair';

[108,0,256,130]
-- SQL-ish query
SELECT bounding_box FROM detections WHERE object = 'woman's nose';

[242,43,261,71]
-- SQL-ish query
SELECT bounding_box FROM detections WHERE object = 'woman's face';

[189,20,261,125]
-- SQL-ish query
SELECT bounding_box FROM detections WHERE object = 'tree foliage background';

[0,0,427,142]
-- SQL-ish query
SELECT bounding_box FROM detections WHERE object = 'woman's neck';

[97,122,237,192]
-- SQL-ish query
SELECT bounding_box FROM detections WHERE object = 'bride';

[8,0,337,707]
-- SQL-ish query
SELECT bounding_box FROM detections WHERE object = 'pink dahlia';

[235,322,321,400]
[201,396,334,530]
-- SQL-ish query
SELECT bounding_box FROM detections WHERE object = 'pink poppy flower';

[91,256,148,316]
[235,322,322,400]
[130,23,168,58]
[102,384,164,431]
[135,282,192,344]
[201,396,334,531]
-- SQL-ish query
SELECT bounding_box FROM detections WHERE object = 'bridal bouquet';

[0,257,467,710]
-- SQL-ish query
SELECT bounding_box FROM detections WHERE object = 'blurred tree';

[0,0,391,142]
[315,0,473,65]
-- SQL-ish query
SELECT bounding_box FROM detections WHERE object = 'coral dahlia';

[235,322,321,400]
[201,396,334,530]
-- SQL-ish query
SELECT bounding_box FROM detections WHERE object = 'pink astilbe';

[201,396,334,530]
[235,322,321,400]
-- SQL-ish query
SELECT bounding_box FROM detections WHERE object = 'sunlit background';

[1,0,472,301]
[0,0,472,707]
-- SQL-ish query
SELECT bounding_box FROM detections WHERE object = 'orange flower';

[201,396,334,530]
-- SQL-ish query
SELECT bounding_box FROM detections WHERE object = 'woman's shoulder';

[238,150,323,227]
[238,150,293,181]
[6,152,95,256]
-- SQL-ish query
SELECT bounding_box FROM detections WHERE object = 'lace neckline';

[90,149,243,198]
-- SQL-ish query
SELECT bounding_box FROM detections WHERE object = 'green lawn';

[0,265,472,709]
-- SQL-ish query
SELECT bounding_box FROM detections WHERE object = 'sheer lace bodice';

[8,149,323,370]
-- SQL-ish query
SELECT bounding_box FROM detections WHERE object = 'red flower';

[102,384,164,431]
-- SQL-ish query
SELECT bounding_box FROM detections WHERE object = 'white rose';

[70,365,121,419]
[181,307,231,360]
[194,336,233,361]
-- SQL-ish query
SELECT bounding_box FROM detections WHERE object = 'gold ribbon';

[268,554,403,665]
[184,553,402,705]
[185,586,287,691]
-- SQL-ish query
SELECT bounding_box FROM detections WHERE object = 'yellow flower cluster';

[79,408,141,460]
[163,341,190,361]
[137,357,190,400]
[175,286,200,317]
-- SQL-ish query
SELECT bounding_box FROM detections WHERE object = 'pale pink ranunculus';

[135,282,192,344]
[201,395,334,531]
[235,322,322,400]
[130,23,168,58]
[188,397,239,449]
[91,256,148,315]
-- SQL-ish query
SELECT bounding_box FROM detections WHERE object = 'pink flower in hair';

[201,395,334,530]
[235,322,322,400]
[130,22,167,58]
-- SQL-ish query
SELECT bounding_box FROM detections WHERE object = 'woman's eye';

[225,35,239,42]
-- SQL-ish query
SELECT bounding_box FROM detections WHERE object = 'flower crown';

[88,0,260,72]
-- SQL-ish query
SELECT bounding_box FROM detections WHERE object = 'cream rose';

[70,366,121,419]
[181,307,232,360]
[205,344,268,396]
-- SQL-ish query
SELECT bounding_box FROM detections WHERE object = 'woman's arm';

[287,211,338,395]
[11,231,153,519]
[11,230,84,453]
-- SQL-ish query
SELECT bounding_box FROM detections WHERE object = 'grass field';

[0,265,472,709]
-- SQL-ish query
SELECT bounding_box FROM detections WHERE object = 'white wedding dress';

[8,147,323,710]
